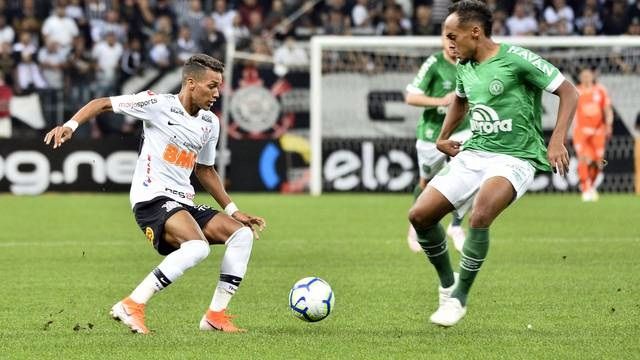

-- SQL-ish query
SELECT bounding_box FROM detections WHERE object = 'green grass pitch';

[0,193,638,359]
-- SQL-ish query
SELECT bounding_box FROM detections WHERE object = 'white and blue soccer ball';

[289,277,335,322]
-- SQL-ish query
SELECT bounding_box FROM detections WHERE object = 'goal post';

[310,36,640,196]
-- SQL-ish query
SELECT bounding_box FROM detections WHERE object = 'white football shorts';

[429,149,536,218]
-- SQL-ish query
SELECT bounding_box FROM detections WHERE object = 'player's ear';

[471,25,481,40]
[186,77,196,90]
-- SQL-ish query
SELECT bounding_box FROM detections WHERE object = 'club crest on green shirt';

[488,79,504,96]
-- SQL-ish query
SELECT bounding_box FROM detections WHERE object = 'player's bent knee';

[408,206,436,229]
[468,209,493,228]
[180,239,210,265]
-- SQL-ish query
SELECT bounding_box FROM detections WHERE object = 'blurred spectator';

[41,3,79,54]
[15,44,46,94]
[120,37,143,80]
[230,14,251,49]
[199,17,226,61]
[92,31,123,96]
[627,16,640,36]
[0,72,12,138]
[85,0,109,26]
[602,0,628,35]
[180,0,206,45]
[66,0,91,43]
[325,9,350,35]
[0,14,15,45]
[412,5,434,36]
[148,32,171,70]
[37,39,66,90]
[155,15,174,39]
[273,36,308,68]
[265,0,287,31]
[91,9,126,43]
[492,16,508,36]
[175,25,199,65]
[153,0,177,22]
[120,0,153,41]
[352,0,372,28]
[575,0,602,35]
[65,0,85,21]
[0,42,15,86]
[238,0,263,27]
[506,2,538,36]
[247,10,265,37]
[14,0,42,44]
[171,0,192,25]
[212,0,237,40]
[543,0,574,35]
[68,36,94,127]
[12,31,37,60]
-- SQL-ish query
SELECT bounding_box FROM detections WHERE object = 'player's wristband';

[224,202,239,216]
[63,120,79,132]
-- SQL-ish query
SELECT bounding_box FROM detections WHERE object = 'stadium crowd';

[0,0,639,138]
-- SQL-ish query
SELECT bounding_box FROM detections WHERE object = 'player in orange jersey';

[573,67,613,201]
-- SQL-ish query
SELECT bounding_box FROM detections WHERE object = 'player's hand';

[44,126,74,149]
[232,211,266,239]
[436,139,463,157]
[547,138,569,176]
[439,92,456,106]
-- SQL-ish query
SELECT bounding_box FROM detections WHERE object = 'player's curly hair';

[183,54,224,81]
[448,0,493,37]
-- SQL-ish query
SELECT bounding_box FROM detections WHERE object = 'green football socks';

[412,184,423,202]
[416,224,454,288]
[452,227,489,306]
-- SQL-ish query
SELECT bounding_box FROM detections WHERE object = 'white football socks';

[209,227,254,311]
[130,240,210,304]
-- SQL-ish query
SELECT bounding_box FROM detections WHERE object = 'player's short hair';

[448,0,493,37]
[182,54,224,82]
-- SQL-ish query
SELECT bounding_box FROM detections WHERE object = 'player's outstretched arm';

[550,80,579,176]
[405,91,456,108]
[43,97,113,149]
[435,95,467,157]
[194,163,266,239]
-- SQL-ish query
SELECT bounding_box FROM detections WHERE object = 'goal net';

[310,36,640,195]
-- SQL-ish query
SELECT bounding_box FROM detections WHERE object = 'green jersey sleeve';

[507,45,565,93]
[406,54,438,95]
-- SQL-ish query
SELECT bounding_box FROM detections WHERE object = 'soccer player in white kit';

[44,54,265,334]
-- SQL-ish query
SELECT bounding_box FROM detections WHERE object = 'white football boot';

[407,225,422,253]
[437,272,459,307]
[446,224,466,253]
[430,297,467,327]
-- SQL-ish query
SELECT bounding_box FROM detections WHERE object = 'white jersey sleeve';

[110,91,160,123]
[196,113,220,166]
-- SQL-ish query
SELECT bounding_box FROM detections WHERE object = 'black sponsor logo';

[152,268,172,287]
[164,187,195,200]
[202,114,213,123]
[170,106,185,116]
[168,121,179,126]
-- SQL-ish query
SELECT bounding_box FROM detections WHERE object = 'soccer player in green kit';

[405,33,471,254]
[408,0,578,327]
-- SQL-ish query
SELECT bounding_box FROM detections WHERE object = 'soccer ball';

[289,277,335,322]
